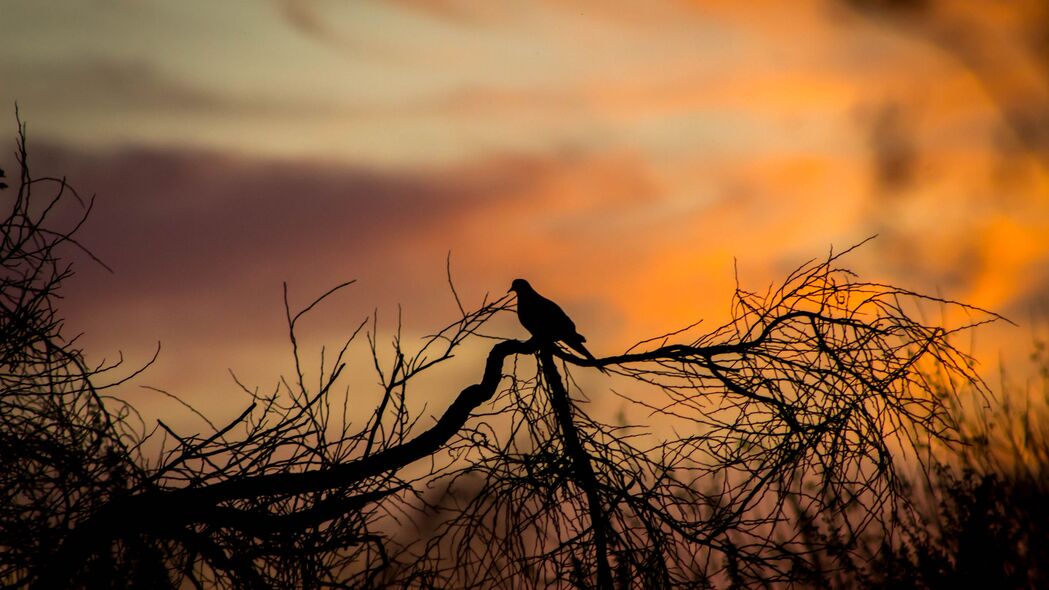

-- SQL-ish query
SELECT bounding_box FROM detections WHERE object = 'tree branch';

[540,346,613,590]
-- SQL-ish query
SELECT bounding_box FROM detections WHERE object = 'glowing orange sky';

[2,0,1046,426]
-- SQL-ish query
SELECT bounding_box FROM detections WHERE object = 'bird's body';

[509,278,596,361]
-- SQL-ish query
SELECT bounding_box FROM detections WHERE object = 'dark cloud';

[279,0,342,42]
[7,140,661,398]
[273,0,434,60]
[8,142,569,360]
[864,102,917,194]
[840,0,1049,168]
[27,143,549,298]
[840,0,930,16]
[276,0,386,54]
[380,0,516,23]
[1004,266,1049,319]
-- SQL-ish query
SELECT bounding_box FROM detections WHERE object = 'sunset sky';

[3,0,1047,427]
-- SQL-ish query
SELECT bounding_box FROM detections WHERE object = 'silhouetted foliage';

[398,245,1006,589]
[0,117,156,587]
[773,331,1049,590]
[845,342,1049,590]
[866,468,1049,590]
[0,122,1010,589]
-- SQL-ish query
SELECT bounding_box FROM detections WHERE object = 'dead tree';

[0,120,998,588]
[402,243,998,589]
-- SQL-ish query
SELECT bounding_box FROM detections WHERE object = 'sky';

[2,0,1048,428]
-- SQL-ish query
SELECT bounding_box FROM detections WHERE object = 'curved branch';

[41,338,540,586]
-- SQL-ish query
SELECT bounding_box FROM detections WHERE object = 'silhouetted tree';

[399,249,1004,589]
[843,344,1049,590]
[0,122,1001,589]
[0,117,159,587]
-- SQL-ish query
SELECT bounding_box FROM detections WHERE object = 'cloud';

[6,142,672,414]
[863,101,918,192]
[29,143,522,304]
[0,57,350,119]
[11,133,1049,422]
[279,0,344,42]
[0,59,222,113]
[20,142,662,343]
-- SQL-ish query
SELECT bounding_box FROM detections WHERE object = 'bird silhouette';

[508,278,598,362]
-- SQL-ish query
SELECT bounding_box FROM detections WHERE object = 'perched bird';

[508,278,597,361]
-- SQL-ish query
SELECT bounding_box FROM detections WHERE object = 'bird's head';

[508,278,531,294]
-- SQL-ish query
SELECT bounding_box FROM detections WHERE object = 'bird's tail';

[564,335,608,373]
